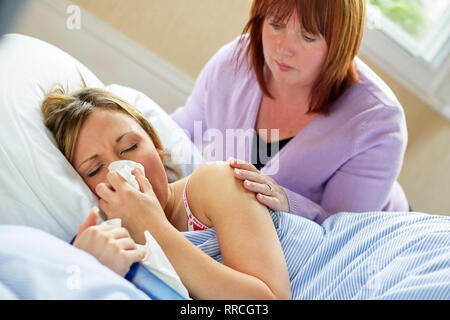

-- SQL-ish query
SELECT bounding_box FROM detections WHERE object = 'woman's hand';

[95,169,168,243]
[73,208,145,277]
[228,158,290,212]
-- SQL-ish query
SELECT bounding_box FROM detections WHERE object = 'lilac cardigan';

[171,36,409,223]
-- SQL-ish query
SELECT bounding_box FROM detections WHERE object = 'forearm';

[149,221,278,300]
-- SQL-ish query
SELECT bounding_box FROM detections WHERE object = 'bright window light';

[362,0,450,119]
[367,0,450,67]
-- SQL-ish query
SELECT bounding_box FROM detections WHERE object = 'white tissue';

[102,161,190,298]
[102,218,189,299]
[108,160,145,191]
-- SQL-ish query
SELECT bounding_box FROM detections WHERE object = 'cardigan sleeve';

[283,187,328,223]
[282,103,408,224]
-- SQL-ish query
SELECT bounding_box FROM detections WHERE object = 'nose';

[105,155,122,171]
[276,30,295,58]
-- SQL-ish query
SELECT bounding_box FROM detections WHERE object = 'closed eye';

[121,144,138,155]
[88,164,103,177]
[86,144,138,178]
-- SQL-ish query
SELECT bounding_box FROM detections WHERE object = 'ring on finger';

[266,183,273,194]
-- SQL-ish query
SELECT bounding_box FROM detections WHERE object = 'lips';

[275,60,294,72]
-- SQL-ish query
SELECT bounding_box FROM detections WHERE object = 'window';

[368,0,450,66]
[361,0,450,119]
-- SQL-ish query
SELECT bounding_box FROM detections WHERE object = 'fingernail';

[245,180,251,186]
[235,168,240,175]
[91,206,99,214]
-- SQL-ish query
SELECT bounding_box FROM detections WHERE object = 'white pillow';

[0,34,202,242]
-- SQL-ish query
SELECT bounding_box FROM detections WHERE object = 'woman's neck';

[163,179,188,230]
[267,75,312,113]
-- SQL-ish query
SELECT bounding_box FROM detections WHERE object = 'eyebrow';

[77,132,131,169]
[115,132,129,144]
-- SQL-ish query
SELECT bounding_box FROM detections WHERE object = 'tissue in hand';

[102,218,189,299]
[108,160,145,190]
[104,160,190,299]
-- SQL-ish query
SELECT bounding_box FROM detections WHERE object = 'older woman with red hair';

[171,0,409,223]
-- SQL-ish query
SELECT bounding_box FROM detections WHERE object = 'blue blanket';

[183,211,450,299]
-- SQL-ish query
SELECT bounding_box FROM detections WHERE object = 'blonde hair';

[237,0,366,114]
[41,83,183,182]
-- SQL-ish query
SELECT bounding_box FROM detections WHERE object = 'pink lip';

[275,60,294,72]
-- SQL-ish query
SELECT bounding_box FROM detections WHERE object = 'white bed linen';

[0,225,149,299]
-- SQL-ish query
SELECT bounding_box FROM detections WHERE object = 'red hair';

[236,0,366,114]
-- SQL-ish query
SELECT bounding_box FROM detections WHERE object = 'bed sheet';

[183,210,450,299]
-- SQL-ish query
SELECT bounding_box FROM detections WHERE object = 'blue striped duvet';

[183,211,450,299]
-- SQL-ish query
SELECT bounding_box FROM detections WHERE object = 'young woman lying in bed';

[41,85,291,300]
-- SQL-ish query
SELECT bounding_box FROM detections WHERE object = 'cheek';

[87,181,96,196]
[84,175,104,199]
[311,48,327,66]
[77,168,108,198]
[262,34,279,75]
[262,29,275,57]
[133,148,166,187]
[307,43,327,66]
[297,48,327,79]
[141,153,165,187]
[132,148,159,179]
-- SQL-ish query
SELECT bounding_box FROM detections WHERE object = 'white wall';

[9,0,194,113]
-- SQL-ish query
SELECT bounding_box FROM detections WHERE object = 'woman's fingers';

[107,171,130,192]
[112,243,145,277]
[243,179,273,196]
[233,170,290,212]
[126,248,146,264]
[233,168,266,184]
[95,182,114,203]
[132,169,152,194]
[228,157,259,172]
[109,226,132,240]
[77,208,99,235]
[244,180,283,211]
[256,193,282,212]
[115,237,138,251]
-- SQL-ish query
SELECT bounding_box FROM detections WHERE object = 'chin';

[273,76,301,87]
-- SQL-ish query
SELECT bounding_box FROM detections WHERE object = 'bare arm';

[156,162,291,299]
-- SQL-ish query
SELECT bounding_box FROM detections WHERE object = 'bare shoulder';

[187,161,263,223]
[191,161,237,187]
[185,162,291,299]
[190,161,254,201]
